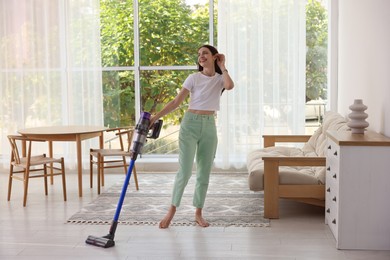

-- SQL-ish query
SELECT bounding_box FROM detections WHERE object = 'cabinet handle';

[333,151,338,156]
[326,208,330,213]
[327,187,330,192]
[332,196,337,202]
[332,219,336,224]
[333,174,337,179]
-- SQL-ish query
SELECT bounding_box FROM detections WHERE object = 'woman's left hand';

[215,53,226,68]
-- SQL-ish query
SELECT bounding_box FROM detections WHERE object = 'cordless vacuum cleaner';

[85,112,163,248]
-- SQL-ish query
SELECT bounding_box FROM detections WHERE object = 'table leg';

[76,135,83,197]
[48,141,54,185]
[99,132,104,148]
[21,140,26,157]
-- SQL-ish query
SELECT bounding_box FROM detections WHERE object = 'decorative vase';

[347,99,369,134]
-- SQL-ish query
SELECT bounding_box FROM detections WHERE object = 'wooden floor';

[0,167,389,260]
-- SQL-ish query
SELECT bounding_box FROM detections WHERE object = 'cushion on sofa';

[302,111,350,156]
[247,111,349,192]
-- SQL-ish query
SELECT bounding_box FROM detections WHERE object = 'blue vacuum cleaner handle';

[113,159,135,222]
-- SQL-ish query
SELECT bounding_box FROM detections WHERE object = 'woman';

[149,45,234,228]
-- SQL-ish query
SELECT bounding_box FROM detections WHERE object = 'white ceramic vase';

[347,99,369,134]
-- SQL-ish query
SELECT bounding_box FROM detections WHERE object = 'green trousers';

[171,111,218,208]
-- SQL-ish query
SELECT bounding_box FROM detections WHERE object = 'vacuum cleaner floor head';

[85,235,115,248]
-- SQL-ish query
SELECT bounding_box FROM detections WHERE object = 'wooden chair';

[7,135,67,207]
[90,127,138,194]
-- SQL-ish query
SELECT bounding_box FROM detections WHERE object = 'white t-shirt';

[183,72,224,111]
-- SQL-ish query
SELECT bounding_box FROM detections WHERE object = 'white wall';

[338,0,390,136]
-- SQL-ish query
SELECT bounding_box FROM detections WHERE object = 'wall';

[338,0,390,136]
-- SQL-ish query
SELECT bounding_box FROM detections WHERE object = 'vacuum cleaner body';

[130,112,163,160]
[86,112,162,248]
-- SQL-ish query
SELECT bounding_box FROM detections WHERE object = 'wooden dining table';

[18,125,107,197]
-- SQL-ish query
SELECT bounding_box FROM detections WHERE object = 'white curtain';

[216,0,306,169]
[0,0,103,167]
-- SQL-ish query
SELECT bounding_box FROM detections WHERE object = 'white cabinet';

[325,130,390,250]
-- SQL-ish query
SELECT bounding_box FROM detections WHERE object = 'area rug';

[67,172,269,227]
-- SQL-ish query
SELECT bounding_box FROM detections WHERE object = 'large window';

[99,0,217,155]
[100,0,328,155]
[100,0,215,126]
[0,0,329,163]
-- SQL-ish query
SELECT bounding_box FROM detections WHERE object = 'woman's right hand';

[149,116,157,129]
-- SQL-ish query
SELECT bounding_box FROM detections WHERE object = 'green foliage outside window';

[306,0,328,102]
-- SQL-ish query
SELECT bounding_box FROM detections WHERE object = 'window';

[0,0,332,166]
[100,0,216,154]
[305,0,329,130]
[100,0,329,155]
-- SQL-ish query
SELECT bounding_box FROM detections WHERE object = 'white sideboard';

[325,130,390,250]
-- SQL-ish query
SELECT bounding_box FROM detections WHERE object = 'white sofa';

[247,111,349,218]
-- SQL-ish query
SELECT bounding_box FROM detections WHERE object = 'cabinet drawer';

[325,186,338,239]
[326,141,340,165]
[325,139,339,240]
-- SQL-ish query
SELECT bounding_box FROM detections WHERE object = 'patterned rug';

[67,172,269,227]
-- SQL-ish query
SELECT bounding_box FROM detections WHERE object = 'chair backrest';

[116,128,134,152]
[8,135,22,164]
[8,135,47,165]
[7,135,34,165]
[105,127,134,152]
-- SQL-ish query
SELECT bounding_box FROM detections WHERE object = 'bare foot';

[159,205,176,229]
[195,208,209,227]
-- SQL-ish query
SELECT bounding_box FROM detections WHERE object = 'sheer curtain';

[0,0,103,167]
[216,0,306,169]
